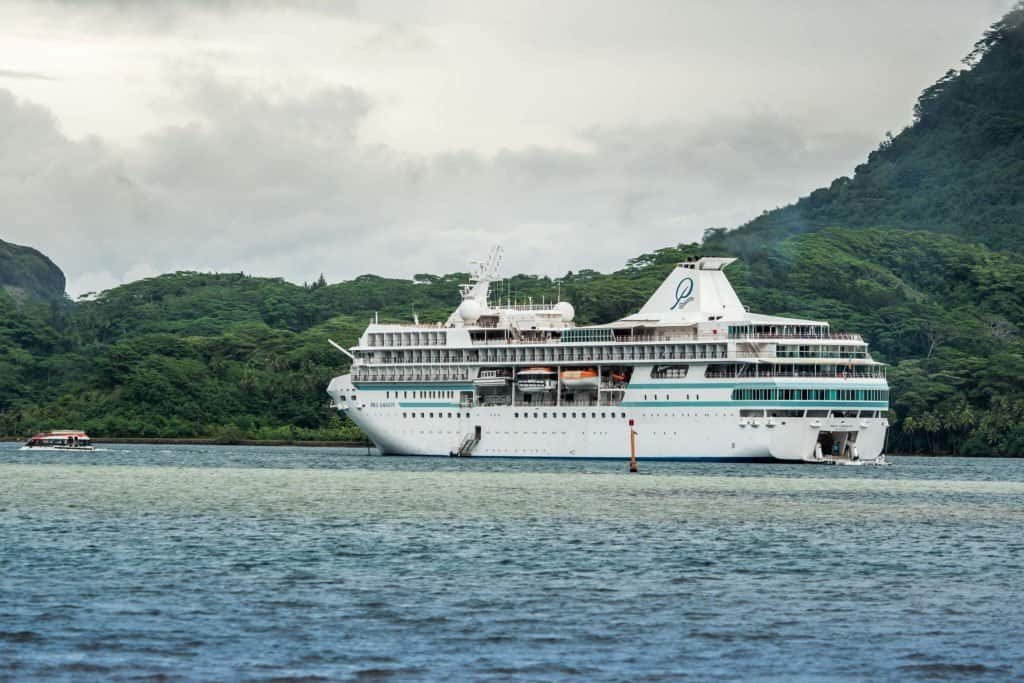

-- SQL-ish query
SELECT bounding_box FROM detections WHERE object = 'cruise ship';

[326,248,889,462]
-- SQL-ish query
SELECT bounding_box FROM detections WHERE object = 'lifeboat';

[474,369,510,387]
[560,368,600,390]
[516,367,557,394]
[21,430,95,451]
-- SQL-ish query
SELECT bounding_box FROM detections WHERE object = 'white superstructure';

[327,248,889,462]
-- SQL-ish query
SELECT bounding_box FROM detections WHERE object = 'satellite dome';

[458,299,482,323]
[555,301,575,322]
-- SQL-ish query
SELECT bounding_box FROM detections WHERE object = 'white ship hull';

[348,405,886,461]
[329,374,888,462]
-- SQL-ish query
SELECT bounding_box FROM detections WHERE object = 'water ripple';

[1,445,1022,681]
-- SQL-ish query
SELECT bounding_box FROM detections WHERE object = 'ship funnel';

[637,257,745,321]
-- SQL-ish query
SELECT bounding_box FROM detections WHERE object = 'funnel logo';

[671,277,694,310]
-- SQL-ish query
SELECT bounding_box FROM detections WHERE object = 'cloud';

[0,81,875,297]
[0,69,57,81]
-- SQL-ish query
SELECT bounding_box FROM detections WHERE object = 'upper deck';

[345,251,883,384]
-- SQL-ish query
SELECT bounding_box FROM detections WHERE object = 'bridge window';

[652,365,688,379]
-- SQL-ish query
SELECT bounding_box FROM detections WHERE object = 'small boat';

[516,367,557,393]
[560,368,600,390]
[474,369,510,387]
[21,430,95,451]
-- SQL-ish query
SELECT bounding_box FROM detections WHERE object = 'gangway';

[452,431,481,457]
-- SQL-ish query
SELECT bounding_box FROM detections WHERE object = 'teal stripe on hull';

[627,382,886,390]
[358,384,473,392]
[620,400,889,408]
[378,452,779,462]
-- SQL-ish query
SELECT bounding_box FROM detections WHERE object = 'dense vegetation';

[733,4,1024,251]
[1,4,1023,453]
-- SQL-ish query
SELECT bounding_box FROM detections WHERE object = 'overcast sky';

[0,0,1016,296]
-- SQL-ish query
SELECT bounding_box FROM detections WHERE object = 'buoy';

[629,419,638,473]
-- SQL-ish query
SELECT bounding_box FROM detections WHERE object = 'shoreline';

[0,436,372,448]
[0,437,1016,456]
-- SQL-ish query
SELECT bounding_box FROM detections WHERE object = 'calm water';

[1,444,1022,682]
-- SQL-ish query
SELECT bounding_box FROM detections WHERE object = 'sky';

[0,0,1017,296]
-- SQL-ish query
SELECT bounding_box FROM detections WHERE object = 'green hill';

[726,3,1024,251]
[0,238,66,302]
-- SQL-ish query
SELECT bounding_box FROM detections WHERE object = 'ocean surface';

[1,444,1022,682]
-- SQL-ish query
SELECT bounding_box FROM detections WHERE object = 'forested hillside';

[730,3,1024,251]
[1,4,1023,454]
[0,238,66,302]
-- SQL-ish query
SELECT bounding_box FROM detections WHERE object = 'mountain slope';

[0,238,67,302]
[726,2,1024,252]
